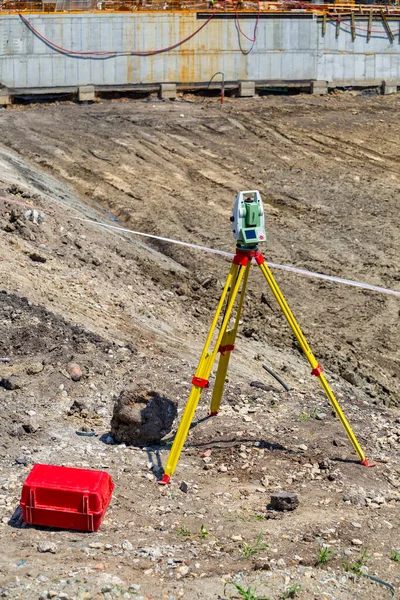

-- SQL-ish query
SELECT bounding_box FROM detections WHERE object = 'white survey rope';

[74,218,400,298]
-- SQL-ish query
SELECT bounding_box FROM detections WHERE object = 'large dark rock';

[111,384,178,445]
[269,491,299,511]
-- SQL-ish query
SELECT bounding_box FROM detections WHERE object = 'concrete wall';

[317,19,400,85]
[0,12,398,91]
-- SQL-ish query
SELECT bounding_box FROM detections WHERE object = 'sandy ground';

[0,92,399,600]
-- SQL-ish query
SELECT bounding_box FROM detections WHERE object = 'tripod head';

[230,190,266,249]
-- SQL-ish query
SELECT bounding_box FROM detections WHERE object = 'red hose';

[235,0,260,42]
[19,6,225,56]
[19,8,395,59]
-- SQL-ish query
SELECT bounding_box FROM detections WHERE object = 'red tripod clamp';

[192,376,209,388]
[233,248,265,266]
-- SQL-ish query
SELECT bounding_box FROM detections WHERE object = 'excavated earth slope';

[0,92,399,600]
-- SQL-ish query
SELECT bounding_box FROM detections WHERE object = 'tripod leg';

[160,262,248,484]
[257,256,372,466]
[210,260,252,415]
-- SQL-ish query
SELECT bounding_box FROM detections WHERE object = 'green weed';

[298,413,309,422]
[316,547,335,566]
[224,581,270,600]
[280,583,302,599]
[240,514,265,523]
[239,531,268,559]
[342,549,369,576]
[390,550,400,562]
[175,525,190,537]
[200,524,208,539]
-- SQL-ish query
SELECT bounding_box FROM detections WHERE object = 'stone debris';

[22,416,40,433]
[24,209,45,225]
[179,481,189,494]
[37,542,57,554]
[0,376,20,390]
[111,384,178,444]
[68,398,89,415]
[66,362,83,382]
[26,362,44,375]
[269,492,299,511]
[122,540,134,551]
[29,252,47,263]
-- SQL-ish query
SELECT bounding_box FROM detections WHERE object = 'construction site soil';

[0,92,399,600]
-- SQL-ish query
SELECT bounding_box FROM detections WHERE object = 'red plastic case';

[20,464,114,532]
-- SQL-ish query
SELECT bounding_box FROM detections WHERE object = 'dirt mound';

[0,291,107,359]
[111,384,178,445]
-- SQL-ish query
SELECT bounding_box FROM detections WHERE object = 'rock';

[176,565,190,578]
[10,424,25,438]
[253,557,271,570]
[122,540,133,551]
[342,371,359,386]
[67,362,83,382]
[15,456,31,466]
[201,277,213,289]
[269,492,299,511]
[26,362,44,375]
[68,399,89,415]
[333,439,346,447]
[277,558,286,568]
[29,252,47,263]
[315,412,327,420]
[37,542,57,554]
[373,496,385,505]
[0,377,20,391]
[110,384,178,445]
[351,539,363,546]
[201,449,212,458]
[351,522,362,528]
[250,381,274,393]
[218,464,228,473]
[179,481,189,494]
[22,417,40,433]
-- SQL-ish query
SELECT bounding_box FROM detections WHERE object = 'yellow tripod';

[159,247,374,485]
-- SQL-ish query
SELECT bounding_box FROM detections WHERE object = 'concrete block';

[382,80,398,95]
[159,83,176,100]
[78,85,95,102]
[311,80,328,95]
[238,81,255,97]
[0,88,11,106]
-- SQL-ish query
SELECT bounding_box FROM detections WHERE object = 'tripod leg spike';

[257,256,370,466]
